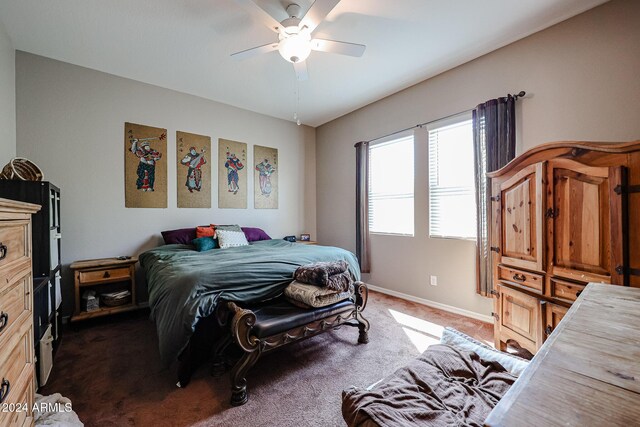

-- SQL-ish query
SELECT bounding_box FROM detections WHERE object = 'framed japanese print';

[218,138,247,209]
[254,145,278,209]
[177,131,211,208]
[125,122,167,208]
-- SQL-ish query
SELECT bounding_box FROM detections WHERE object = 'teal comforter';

[140,240,360,364]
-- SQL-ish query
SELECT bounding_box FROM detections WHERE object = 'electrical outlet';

[430,275,438,286]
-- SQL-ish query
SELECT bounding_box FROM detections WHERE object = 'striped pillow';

[217,229,249,249]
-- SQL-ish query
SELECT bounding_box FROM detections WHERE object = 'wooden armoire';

[488,141,640,354]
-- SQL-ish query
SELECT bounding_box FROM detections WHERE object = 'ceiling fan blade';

[300,0,341,34]
[231,43,279,61]
[311,39,366,57]
[234,0,282,33]
[294,61,309,81]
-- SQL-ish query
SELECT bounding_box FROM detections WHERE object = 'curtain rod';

[355,91,525,147]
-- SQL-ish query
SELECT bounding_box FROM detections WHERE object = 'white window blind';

[368,134,414,235]
[428,115,477,240]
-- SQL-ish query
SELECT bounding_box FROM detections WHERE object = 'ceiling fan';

[231,0,366,81]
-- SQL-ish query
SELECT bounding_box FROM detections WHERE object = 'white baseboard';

[366,284,493,324]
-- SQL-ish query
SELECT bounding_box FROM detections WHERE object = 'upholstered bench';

[213,282,370,406]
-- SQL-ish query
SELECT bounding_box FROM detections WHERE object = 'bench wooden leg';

[230,350,261,406]
[357,311,370,344]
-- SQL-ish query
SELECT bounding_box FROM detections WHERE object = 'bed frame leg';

[230,351,260,406]
[211,334,233,377]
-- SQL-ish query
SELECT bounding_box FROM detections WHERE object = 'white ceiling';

[0,0,608,127]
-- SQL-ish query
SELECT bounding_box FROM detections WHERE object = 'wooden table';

[70,256,139,322]
[485,283,640,426]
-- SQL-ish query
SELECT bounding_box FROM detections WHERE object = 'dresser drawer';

[498,265,544,293]
[0,320,34,381]
[0,321,33,417]
[549,277,588,303]
[78,267,130,285]
[0,370,34,427]
[0,221,29,271]
[0,263,31,342]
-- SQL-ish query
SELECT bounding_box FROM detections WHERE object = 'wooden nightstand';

[70,257,139,322]
[296,241,318,245]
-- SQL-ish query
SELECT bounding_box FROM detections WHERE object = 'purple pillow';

[241,227,271,242]
[161,228,197,245]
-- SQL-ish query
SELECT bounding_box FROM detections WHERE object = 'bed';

[139,239,361,380]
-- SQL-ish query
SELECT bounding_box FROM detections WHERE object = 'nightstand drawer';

[0,221,29,271]
[78,267,130,284]
[0,263,31,342]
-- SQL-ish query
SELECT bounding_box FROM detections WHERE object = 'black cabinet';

[0,181,62,361]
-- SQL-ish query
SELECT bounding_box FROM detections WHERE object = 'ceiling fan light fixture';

[278,32,311,63]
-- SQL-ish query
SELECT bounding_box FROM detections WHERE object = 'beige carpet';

[41,291,492,427]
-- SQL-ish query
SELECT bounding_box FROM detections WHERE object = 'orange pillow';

[196,225,216,238]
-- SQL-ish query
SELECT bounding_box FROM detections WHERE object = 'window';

[368,133,414,235]
[428,114,477,240]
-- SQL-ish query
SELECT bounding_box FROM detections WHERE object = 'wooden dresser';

[0,198,40,426]
[485,283,640,426]
[488,141,640,354]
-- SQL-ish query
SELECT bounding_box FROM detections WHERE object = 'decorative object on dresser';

[0,181,62,384]
[485,283,640,426]
[70,257,139,322]
[0,157,44,181]
[0,198,41,426]
[488,140,640,355]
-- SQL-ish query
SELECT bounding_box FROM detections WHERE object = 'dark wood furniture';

[70,257,139,322]
[485,283,640,426]
[0,198,40,427]
[0,181,62,367]
[212,282,371,406]
[488,141,640,354]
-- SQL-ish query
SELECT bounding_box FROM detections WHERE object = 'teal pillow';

[192,236,217,252]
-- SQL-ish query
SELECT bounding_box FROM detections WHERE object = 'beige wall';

[316,0,640,317]
[0,20,15,165]
[16,52,316,315]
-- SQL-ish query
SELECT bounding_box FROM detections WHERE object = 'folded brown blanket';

[294,260,352,291]
[285,281,354,308]
[342,344,516,427]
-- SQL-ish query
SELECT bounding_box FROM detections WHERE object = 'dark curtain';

[355,141,370,273]
[473,96,516,296]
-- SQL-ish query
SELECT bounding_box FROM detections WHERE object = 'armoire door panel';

[548,160,622,283]
[499,163,544,272]
[544,303,568,340]
[499,285,540,343]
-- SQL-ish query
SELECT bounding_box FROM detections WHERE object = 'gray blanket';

[342,344,516,427]
[140,240,360,365]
